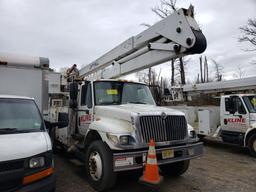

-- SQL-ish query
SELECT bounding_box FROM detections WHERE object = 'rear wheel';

[85,141,117,191]
[160,160,190,177]
[248,134,256,157]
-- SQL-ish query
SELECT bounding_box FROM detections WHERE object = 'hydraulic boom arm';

[79,5,207,80]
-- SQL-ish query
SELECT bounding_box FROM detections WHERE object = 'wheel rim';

[253,139,256,152]
[88,151,103,181]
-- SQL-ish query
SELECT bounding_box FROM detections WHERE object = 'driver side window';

[227,97,246,114]
[81,82,92,108]
[236,97,246,114]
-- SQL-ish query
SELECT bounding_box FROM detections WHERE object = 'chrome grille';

[139,115,187,143]
[0,160,24,172]
[0,160,24,191]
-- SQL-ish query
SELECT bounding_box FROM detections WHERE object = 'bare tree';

[211,59,223,81]
[199,56,203,83]
[174,57,190,85]
[136,68,161,86]
[233,64,246,79]
[204,56,209,82]
[179,57,186,84]
[170,59,175,86]
[239,18,256,51]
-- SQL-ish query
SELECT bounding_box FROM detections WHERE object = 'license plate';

[162,149,174,159]
[188,148,194,156]
[114,157,134,167]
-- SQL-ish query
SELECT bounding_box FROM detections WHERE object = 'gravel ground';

[55,141,256,192]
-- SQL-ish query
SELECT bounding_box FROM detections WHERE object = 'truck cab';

[0,95,56,192]
[220,94,256,156]
[54,79,203,191]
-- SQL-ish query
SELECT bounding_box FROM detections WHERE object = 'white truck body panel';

[166,106,220,128]
[0,52,47,68]
[0,66,47,111]
[46,72,61,94]
[198,108,220,136]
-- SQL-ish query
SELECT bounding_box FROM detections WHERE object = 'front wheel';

[160,160,190,177]
[85,141,117,191]
[248,134,256,157]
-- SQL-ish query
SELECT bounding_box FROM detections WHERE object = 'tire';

[160,160,190,177]
[85,141,117,191]
[248,134,256,157]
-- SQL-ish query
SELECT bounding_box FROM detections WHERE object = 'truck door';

[222,96,249,133]
[77,82,93,135]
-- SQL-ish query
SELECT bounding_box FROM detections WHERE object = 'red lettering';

[80,114,92,123]
[227,118,245,124]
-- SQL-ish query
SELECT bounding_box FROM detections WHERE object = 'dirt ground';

[55,140,256,192]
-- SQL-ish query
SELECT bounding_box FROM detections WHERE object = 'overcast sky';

[0,0,255,82]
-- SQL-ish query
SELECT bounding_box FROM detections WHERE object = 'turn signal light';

[23,167,53,185]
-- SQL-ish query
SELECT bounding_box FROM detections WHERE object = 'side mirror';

[52,121,68,129]
[44,120,68,130]
[56,112,69,129]
[69,82,78,108]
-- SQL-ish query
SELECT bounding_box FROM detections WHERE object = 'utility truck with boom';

[181,79,256,157]
[51,6,207,191]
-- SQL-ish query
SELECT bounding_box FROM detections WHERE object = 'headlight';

[120,136,129,145]
[29,157,45,168]
[107,134,119,145]
[189,130,196,138]
[187,124,197,139]
[107,133,136,145]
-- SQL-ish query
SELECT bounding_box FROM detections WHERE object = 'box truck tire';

[85,141,117,191]
[160,160,190,177]
[248,134,256,157]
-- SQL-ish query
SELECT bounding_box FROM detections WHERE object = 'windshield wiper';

[0,128,18,134]
[0,128,40,134]
[126,101,147,104]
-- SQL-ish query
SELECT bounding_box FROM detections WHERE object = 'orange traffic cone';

[139,139,163,185]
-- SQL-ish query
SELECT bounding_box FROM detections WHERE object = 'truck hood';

[0,132,51,162]
[95,104,185,121]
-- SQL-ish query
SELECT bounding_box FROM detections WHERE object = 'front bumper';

[19,173,56,192]
[113,142,203,172]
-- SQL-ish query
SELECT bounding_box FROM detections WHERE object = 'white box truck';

[0,53,56,192]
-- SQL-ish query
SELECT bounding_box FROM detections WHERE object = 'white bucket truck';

[50,6,207,191]
[197,94,256,156]
[182,79,256,157]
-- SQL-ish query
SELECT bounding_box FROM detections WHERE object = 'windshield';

[94,81,156,105]
[243,95,256,113]
[0,99,43,133]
